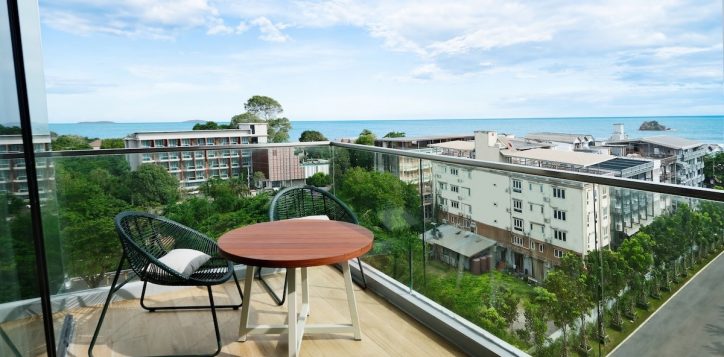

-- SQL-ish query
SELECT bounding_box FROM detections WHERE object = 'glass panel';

[331,146,420,288]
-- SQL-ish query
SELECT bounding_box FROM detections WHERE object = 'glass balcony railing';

[1,141,722,357]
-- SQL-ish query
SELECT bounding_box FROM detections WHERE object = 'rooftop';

[423,225,497,257]
[375,134,474,143]
[588,157,652,172]
[501,148,614,167]
[525,132,593,144]
[428,140,475,151]
[609,136,703,150]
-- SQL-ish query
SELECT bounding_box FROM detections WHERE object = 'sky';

[37,0,724,123]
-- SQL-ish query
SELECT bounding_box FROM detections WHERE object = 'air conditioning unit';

[457,178,464,183]
[505,208,510,213]
[505,188,510,193]
[458,196,464,200]
[544,218,550,223]
[543,197,550,202]
[545,238,552,243]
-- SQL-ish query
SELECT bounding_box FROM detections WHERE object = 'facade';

[124,124,267,191]
[524,132,595,151]
[607,133,706,187]
[375,134,475,220]
[250,146,306,189]
[0,135,54,200]
[432,130,661,280]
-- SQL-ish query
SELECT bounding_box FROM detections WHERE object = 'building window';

[451,200,460,209]
[538,244,544,252]
[438,182,447,190]
[451,185,459,193]
[154,140,164,147]
[513,199,522,213]
[439,197,447,206]
[554,249,564,258]
[461,187,470,196]
[554,209,566,221]
[553,187,566,199]
[554,229,567,242]
[512,179,522,193]
[450,168,459,176]
[513,218,523,231]
[530,240,535,249]
[512,236,524,246]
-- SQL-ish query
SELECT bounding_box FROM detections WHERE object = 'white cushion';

[292,215,330,221]
[155,249,211,277]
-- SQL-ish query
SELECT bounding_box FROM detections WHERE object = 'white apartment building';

[434,160,610,281]
[0,134,54,199]
[124,124,267,191]
[431,130,664,280]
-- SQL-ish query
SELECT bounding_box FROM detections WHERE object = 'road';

[610,252,724,357]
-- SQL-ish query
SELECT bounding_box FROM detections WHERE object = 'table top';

[218,220,374,268]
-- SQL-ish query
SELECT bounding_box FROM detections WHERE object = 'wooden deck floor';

[66,266,465,356]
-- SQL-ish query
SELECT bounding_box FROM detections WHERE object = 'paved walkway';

[610,251,724,357]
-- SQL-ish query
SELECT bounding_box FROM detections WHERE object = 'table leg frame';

[238,263,362,357]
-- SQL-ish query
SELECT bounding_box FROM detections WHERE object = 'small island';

[78,120,115,124]
[639,120,669,131]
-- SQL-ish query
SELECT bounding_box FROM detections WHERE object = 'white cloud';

[250,16,289,42]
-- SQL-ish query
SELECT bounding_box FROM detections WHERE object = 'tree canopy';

[244,95,283,120]
[383,131,405,138]
[0,124,21,135]
[129,164,180,207]
[100,138,125,149]
[192,121,230,130]
[299,130,327,142]
[52,135,91,150]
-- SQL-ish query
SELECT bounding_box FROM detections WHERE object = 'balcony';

[1,142,723,357]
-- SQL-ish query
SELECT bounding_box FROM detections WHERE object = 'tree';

[545,253,590,356]
[494,286,520,330]
[252,171,266,189]
[100,138,125,149]
[299,130,328,142]
[230,112,264,126]
[306,172,331,187]
[383,131,405,138]
[52,135,91,150]
[350,129,376,169]
[0,124,21,134]
[129,164,179,207]
[231,96,291,143]
[244,95,283,120]
[267,117,291,143]
[586,249,629,332]
[524,287,556,354]
[192,121,227,130]
[619,232,654,310]
[703,152,724,189]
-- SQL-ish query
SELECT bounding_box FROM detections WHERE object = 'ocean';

[48,116,724,144]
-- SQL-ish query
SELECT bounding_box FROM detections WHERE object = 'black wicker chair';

[259,185,367,305]
[89,211,243,357]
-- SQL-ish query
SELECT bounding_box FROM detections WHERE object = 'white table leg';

[287,267,298,357]
[301,267,310,316]
[342,261,362,340]
[238,266,256,342]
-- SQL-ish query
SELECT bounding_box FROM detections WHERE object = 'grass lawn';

[424,260,537,302]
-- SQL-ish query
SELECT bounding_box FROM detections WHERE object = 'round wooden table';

[218,220,373,357]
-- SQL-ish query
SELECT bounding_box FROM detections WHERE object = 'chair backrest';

[269,186,358,224]
[114,211,215,281]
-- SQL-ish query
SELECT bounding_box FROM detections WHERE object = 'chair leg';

[140,272,244,312]
[257,267,288,306]
[0,326,22,357]
[207,286,222,356]
[88,255,126,357]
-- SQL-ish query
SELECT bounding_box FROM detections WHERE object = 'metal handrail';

[330,141,724,202]
[1,140,721,202]
[0,141,331,159]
